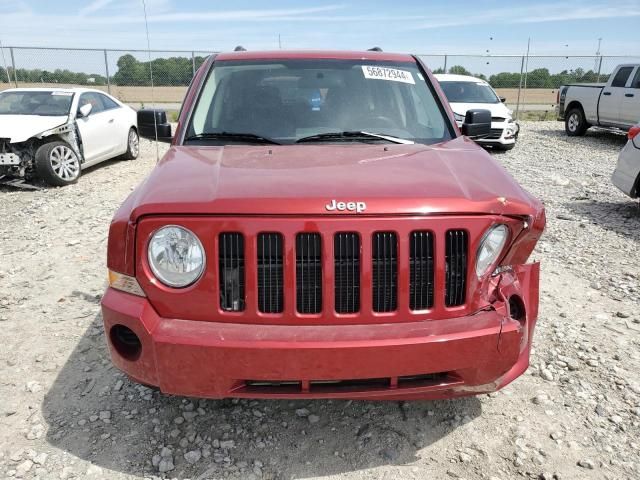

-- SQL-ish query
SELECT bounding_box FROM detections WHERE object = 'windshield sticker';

[361,66,415,85]
[51,92,74,96]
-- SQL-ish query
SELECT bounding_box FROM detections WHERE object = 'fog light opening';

[508,295,526,323]
[110,324,142,361]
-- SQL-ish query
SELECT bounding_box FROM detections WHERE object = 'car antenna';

[142,0,160,163]
[368,47,383,52]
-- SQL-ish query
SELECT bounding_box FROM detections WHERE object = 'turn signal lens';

[628,125,640,141]
[108,270,146,297]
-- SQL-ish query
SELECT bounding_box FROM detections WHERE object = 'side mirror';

[78,103,92,118]
[461,109,491,139]
[499,97,507,103]
[137,109,172,143]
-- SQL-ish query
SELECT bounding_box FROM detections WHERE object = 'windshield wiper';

[296,131,413,144]
[184,132,281,145]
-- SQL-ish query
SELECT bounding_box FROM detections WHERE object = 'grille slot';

[445,229,468,307]
[257,233,284,313]
[485,128,504,140]
[334,233,360,314]
[219,233,245,311]
[296,233,322,314]
[398,372,451,387]
[372,232,398,312]
[409,231,434,310]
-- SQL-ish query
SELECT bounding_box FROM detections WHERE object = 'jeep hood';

[128,136,541,219]
[0,114,69,143]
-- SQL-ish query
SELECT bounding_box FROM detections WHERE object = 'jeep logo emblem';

[325,199,366,213]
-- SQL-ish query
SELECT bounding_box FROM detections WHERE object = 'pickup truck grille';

[219,228,468,316]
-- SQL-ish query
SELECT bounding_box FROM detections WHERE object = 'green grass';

[515,110,557,121]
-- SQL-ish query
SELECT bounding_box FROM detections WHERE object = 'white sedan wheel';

[49,145,80,181]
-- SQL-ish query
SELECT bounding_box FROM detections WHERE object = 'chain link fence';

[0,46,216,114]
[2,46,639,120]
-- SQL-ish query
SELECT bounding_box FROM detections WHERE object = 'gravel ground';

[0,121,638,480]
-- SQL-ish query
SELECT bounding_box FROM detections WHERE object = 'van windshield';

[0,91,74,116]
[186,59,453,145]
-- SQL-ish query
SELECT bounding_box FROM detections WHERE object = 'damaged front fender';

[0,121,83,181]
[455,262,540,395]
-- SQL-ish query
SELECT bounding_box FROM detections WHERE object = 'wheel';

[494,143,516,151]
[35,141,81,186]
[122,128,139,160]
[565,107,588,136]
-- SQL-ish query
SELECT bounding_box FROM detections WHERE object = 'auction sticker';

[361,65,415,84]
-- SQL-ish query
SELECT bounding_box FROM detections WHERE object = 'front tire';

[565,107,588,136]
[35,141,81,187]
[122,128,139,160]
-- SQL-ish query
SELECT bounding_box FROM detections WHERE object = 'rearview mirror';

[499,97,507,103]
[137,109,172,143]
[461,109,491,139]
[78,103,92,118]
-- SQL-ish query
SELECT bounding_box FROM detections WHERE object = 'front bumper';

[101,264,539,401]
[456,120,519,146]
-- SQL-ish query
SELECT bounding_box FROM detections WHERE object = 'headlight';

[148,226,205,287]
[475,225,509,276]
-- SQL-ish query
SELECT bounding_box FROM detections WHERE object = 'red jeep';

[102,50,545,400]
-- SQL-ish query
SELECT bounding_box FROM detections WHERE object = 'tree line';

[4,68,107,85]
[434,65,609,88]
[3,55,609,89]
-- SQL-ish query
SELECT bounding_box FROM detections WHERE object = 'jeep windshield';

[0,91,74,116]
[185,59,454,145]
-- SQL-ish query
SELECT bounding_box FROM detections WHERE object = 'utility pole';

[594,37,602,72]
[521,38,531,112]
[278,34,282,49]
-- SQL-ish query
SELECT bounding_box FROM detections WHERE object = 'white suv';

[435,74,519,150]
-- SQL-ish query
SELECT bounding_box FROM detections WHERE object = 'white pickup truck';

[557,63,640,136]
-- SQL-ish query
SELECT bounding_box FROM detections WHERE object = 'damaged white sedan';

[0,88,138,187]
